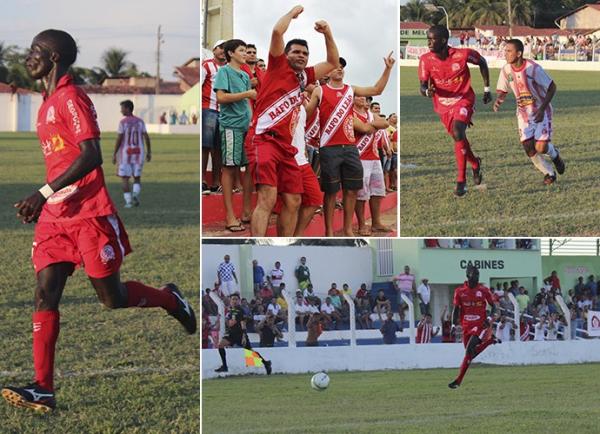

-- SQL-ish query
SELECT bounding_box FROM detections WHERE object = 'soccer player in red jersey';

[418,25,491,197]
[448,265,500,389]
[1,30,196,413]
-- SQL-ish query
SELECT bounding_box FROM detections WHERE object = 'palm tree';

[465,0,507,25]
[401,0,430,22]
[511,0,534,26]
[101,48,132,77]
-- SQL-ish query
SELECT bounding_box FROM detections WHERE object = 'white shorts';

[518,109,552,143]
[357,160,386,201]
[221,280,238,297]
[118,163,144,178]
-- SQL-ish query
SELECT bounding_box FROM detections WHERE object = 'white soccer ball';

[310,372,329,391]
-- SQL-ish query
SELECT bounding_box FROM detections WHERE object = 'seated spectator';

[294,292,311,330]
[424,239,439,248]
[355,296,373,329]
[252,303,266,324]
[356,283,369,300]
[320,297,341,329]
[341,283,352,298]
[374,290,392,322]
[306,313,325,346]
[267,297,286,324]
[259,283,274,305]
[240,298,252,317]
[328,284,343,309]
[303,283,320,307]
[380,312,401,344]
[257,312,283,347]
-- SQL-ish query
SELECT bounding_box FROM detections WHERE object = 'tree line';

[401,0,598,29]
[0,44,149,91]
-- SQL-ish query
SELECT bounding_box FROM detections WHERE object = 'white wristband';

[484,86,491,93]
[39,184,54,199]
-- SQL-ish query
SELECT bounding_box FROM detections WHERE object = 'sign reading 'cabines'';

[459,259,505,270]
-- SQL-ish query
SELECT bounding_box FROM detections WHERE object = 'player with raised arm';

[1,30,196,413]
[306,53,395,236]
[113,100,151,208]
[493,39,565,185]
[418,25,491,197]
[214,294,272,375]
[248,5,339,236]
[448,265,500,389]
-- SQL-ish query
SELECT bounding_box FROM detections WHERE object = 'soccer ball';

[310,372,329,391]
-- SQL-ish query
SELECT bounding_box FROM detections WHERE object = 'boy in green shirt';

[213,39,256,232]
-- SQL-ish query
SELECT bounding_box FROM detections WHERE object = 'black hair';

[223,39,247,62]
[506,38,524,54]
[429,25,449,41]
[284,38,309,54]
[230,293,240,299]
[120,99,134,112]
[35,29,78,66]
[370,102,380,108]
[246,44,257,50]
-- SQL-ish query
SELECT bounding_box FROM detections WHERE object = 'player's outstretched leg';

[449,335,479,388]
[216,343,229,373]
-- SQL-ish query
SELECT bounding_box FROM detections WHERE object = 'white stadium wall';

[202,340,600,379]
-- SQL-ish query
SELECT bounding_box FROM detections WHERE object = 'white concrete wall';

[202,340,600,379]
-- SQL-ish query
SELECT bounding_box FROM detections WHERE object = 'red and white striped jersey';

[305,108,320,148]
[416,320,434,343]
[117,115,146,165]
[354,109,379,161]
[202,58,222,111]
[318,84,355,147]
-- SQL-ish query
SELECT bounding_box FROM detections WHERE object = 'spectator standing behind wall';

[217,255,238,296]
[252,260,265,296]
[380,312,401,344]
[306,313,324,346]
[295,257,311,289]
[417,278,431,315]
[257,312,283,347]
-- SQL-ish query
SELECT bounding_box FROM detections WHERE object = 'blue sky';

[1,0,199,77]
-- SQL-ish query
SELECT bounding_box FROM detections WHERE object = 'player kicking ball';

[448,265,500,389]
[418,25,491,197]
[493,39,565,185]
[214,294,272,375]
[2,29,196,413]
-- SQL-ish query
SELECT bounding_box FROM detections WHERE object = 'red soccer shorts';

[33,214,132,278]
[248,133,303,195]
[439,102,474,136]
[461,321,493,347]
[273,163,323,213]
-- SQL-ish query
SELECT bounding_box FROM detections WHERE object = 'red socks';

[124,281,177,312]
[454,139,479,182]
[33,310,60,391]
[455,354,472,385]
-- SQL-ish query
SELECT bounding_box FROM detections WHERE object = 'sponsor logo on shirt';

[46,106,56,124]
[100,245,116,264]
[47,184,78,204]
[40,134,66,156]
[452,63,460,72]
[66,99,82,134]
[464,314,481,321]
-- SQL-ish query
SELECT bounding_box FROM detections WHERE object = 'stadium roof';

[400,21,430,30]
[556,1,600,22]
[174,66,200,88]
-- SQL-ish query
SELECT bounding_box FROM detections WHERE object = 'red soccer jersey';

[305,108,320,148]
[354,109,378,160]
[318,84,355,147]
[201,58,222,111]
[453,282,494,327]
[418,47,481,114]
[37,75,116,222]
[251,52,315,153]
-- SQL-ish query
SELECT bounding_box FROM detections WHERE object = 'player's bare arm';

[493,91,508,112]
[216,89,257,104]
[270,5,304,57]
[313,20,340,80]
[353,52,395,97]
[478,57,491,104]
[452,304,460,326]
[143,132,152,162]
[533,81,556,123]
[305,85,321,118]
[112,134,124,164]
[371,114,389,130]
[15,139,102,223]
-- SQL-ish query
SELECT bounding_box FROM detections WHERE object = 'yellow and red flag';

[244,349,264,367]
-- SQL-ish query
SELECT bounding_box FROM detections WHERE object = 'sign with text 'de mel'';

[588,311,600,337]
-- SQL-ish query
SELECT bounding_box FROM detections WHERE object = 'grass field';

[0,132,200,433]
[400,66,600,236]
[203,363,600,434]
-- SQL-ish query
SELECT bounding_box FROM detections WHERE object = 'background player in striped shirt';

[493,39,565,185]
[113,100,151,208]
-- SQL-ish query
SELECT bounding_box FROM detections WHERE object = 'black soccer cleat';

[454,182,467,197]
[264,360,272,375]
[552,151,565,175]
[543,174,556,185]
[164,283,197,334]
[215,366,228,373]
[472,158,483,185]
[448,380,460,389]
[2,383,56,413]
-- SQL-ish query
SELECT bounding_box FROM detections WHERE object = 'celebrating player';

[2,30,196,413]
[113,100,151,208]
[448,265,499,389]
[418,25,491,197]
[214,294,272,374]
[247,5,339,236]
[493,39,565,185]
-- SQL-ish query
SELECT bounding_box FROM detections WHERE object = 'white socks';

[124,192,132,204]
[530,154,554,176]
[132,183,141,197]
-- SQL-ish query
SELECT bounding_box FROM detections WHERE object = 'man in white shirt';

[269,261,284,293]
[417,278,431,315]
[495,315,513,342]
[534,315,547,341]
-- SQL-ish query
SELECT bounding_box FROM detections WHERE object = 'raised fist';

[290,5,304,19]
[314,20,330,34]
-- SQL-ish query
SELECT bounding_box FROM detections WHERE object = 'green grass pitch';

[203,363,600,433]
[0,132,199,433]
[400,66,600,236]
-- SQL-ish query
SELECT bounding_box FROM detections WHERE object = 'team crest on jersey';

[476,291,482,297]
[343,116,355,141]
[336,91,343,98]
[46,106,56,124]
[452,63,460,72]
[100,245,116,264]
[459,107,468,117]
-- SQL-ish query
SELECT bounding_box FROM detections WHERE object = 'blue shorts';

[202,109,220,149]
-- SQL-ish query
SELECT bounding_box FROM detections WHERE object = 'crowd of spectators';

[159,110,198,125]
[424,239,535,249]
